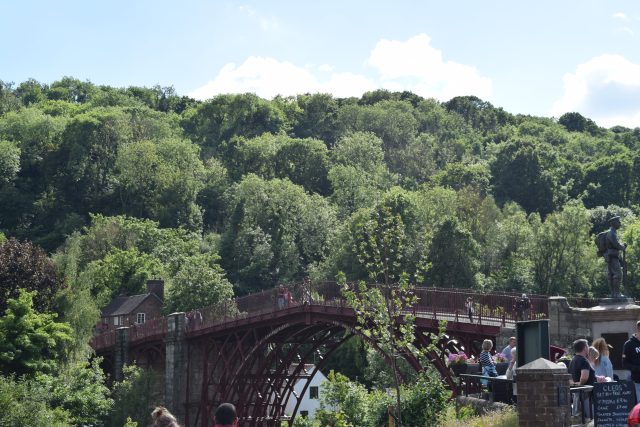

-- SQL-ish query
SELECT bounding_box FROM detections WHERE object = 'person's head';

[587,346,599,363]
[573,338,589,356]
[482,339,493,351]
[508,337,516,347]
[636,320,640,333]
[151,407,180,427]
[592,337,610,358]
[214,403,238,426]
[609,215,622,229]
[521,293,527,299]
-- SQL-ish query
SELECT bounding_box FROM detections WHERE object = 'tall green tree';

[181,93,286,157]
[340,204,427,427]
[165,254,234,313]
[0,290,72,377]
[116,138,206,230]
[427,218,479,289]
[530,201,596,295]
[490,137,563,216]
[220,175,337,292]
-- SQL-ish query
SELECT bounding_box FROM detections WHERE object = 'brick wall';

[516,358,571,427]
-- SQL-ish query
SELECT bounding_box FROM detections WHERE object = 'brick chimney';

[147,279,164,301]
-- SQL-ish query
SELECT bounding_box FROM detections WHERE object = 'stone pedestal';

[548,296,640,350]
[114,326,130,381]
[516,358,571,427]
[165,312,187,422]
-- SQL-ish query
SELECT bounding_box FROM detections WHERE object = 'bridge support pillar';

[114,326,130,381]
[165,312,187,423]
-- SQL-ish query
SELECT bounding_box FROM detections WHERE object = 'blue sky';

[3,1,640,127]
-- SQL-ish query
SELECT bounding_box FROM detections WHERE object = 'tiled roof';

[101,293,160,317]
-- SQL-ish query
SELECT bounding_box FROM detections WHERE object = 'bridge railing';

[129,317,167,342]
[90,329,115,350]
[92,281,553,348]
[412,287,548,325]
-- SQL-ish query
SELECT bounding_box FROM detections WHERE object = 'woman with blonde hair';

[151,406,181,427]
[592,337,614,379]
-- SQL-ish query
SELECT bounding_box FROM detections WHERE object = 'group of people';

[567,337,614,387]
[276,286,294,309]
[475,337,518,400]
[151,403,238,427]
[464,293,531,324]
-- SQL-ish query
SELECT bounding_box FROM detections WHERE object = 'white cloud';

[367,34,492,100]
[551,54,640,128]
[189,34,491,102]
[613,12,629,20]
[189,57,376,99]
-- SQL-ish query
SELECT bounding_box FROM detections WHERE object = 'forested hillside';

[3,77,640,304]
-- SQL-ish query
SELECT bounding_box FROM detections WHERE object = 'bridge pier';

[114,326,130,381]
[165,312,187,422]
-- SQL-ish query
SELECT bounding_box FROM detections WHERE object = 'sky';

[2,1,640,128]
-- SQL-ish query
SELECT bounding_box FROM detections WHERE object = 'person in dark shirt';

[623,320,640,402]
[569,339,597,386]
[569,338,604,420]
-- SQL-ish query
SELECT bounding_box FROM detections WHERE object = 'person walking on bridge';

[465,297,474,323]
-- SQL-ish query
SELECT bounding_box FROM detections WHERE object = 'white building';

[284,364,331,419]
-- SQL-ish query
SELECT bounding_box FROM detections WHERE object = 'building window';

[300,411,309,418]
[136,313,146,324]
[309,386,319,399]
[113,316,120,326]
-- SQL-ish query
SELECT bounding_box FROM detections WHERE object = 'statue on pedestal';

[600,216,627,298]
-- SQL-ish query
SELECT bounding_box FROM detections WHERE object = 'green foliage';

[0,375,72,426]
[490,137,562,216]
[2,78,640,304]
[316,369,450,427]
[340,202,438,426]
[116,138,206,230]
[108,364,162,427]
[624,217,640,296]
[428,218,479,288]
[530,201,596,295]
[166,254,234,312]
[317,371,370,427]
[0,289,72,377]
[220,174,337,292]
[80,247,165,306]
[0,140,20,183]
[181,93,286,156]
[439,405,518,427]
[36,359,113,425]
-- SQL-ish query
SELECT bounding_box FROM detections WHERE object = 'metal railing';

[91,281,552,351]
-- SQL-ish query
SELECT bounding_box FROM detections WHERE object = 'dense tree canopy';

[0,77,639,302]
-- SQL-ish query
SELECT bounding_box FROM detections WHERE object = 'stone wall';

[548,296,640,351]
